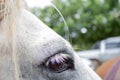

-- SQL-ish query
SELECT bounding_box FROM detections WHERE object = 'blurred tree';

[32,0,120,50]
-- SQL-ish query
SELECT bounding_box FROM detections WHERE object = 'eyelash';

[39,53,74,73]
[46,54,70,66]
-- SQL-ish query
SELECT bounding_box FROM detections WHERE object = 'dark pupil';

[48,60,68,73]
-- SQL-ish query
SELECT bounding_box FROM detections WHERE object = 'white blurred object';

[25,0,52,8]
[77,36,120,69]
[81,58,95,69]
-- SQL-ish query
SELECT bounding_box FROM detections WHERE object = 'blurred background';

[25,0,120,79]
[29,0,120,50]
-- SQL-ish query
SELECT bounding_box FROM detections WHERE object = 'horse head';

[0,0,102,80]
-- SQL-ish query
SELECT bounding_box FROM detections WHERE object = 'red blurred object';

[96,57,120,79]
[104,59,120,80]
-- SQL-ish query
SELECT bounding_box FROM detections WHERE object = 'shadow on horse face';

[0,0,102,80]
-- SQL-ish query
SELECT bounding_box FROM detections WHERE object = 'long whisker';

[50,3,72,45]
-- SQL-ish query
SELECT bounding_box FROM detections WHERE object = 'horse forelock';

[0,0,22,80]
[0,0,20,20]
[0,0,22,47]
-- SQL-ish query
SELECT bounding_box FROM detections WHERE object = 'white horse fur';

[0,0,102,80]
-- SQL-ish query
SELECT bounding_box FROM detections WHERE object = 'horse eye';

[45,54,74,73]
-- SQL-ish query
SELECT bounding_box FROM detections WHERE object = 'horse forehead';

[18,9,69,47]
[18,9,65,47]
[17,9,73,64]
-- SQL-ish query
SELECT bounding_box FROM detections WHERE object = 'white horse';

[0,0,102,80]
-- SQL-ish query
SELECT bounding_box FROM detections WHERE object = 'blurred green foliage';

[32,0,120,50]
